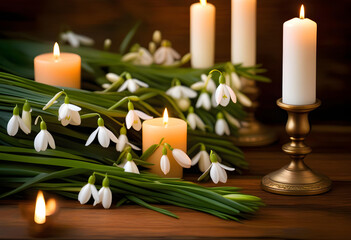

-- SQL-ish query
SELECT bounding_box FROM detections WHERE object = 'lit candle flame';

[34,191,46,224]
[46,198,57,216]
[300,4,305,19]
[200,0,207,6]
[53,42,60,59]
[163,108,168,126]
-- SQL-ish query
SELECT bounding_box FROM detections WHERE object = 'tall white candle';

[283,5,317,105]
[190,0,215,69]
[231,0,256,66]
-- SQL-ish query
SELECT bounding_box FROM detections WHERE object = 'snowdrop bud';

[104,38,111,50]
[102,175,109,188]
[97,117,104,127]
[126,152,133,161]
[128,101,134,111]
[181,53,191,64]
[40,121,47,130]
[153,30,162,44]
[210,150,218,163]
[22,101,31,132]
[88,174,96,184]
[106,73,120,83]
[176,97,190,112]
[149,41,156,54]
[102,83,111,89]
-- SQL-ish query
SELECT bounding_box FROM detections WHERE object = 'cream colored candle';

[142,109,187,178]
[231,0,256,66]
[283,5,317,105]
[34,43,81,88]
[190,0,215,69]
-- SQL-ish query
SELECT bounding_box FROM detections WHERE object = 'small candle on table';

[190,0,215,69]
[34,42,81,88]
[142,109,187,178]
[283,5,317,105]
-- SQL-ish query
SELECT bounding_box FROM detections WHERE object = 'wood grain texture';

[0,125,351,239]
[0,0,350,123]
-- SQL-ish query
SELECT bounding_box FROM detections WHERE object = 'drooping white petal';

[154,47,166,64]
[191,152,201,166]
[34,130,46,152]
[106,73,120,83]
[85,128,99,146]
[219,85,231,106]
[124,161,140,174]
[66,31,80,47]
[127,80,138,93]
[132,111,142,131]
[210,164,219,184]
[169,48,181,60]
[67,104,81,112]
[58,104,69,121]
[226,85,237,104]
[7,115,19,136]
[218,164,228,183]
[160,155,170,175]
[224,112,241,128]
[190,81,205,91]
[78,184,91,204]
[75,33,94,46]
[90,184,99,204]
[40,132,49,151]
[127,142,141,151]
[207,80,217,93]
[45,130,56,149]
[223,120,230,135]
[187,113,196,130]
[117,81,129,92]
[215,119,230,136]
[198,151,211,172]
[237,92,252,107]
[22,110,31,132]
[116,134,127,152]
[180,86,197,98]
[231,72,242,90]
[166,86,181,99]
[135,110,153,120]
[125,110,135,129]
[211,92,218,107]
[215,84,225,105]
[70,110,81,125]
[17,116,30,134]
[219,163,235,171]
[105,127,118,143]
[102,187,112,209]
[172,149,191,168]
[97,127,110,148]
[194,114,206,131]
[164,51,175,65]
[134,79,149,88]
[60,117,70,126]
[196,93,211,111]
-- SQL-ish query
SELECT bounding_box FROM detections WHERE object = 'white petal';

[191,152,201,166]
[67,32,80,47]
[116,134,127,152]
[105,127,118,143]
[102,83,111,89]
[190,82,205,91]
[124,161,139,174]
[134,79,149,88]
[199,151,211,172]
[164,51,175,65]
[40,132,48,151]
[135,110,153,120]
[210,164,219,184]
[226,85,237,103]
[166,87,181,99]
[45,130,56,149]
[90,184,100,204]
[117,81,129,92]
[127,80,138,93]
[78,184,91,204]
[215,119,225,136]
[211,92,218,107]
[237,92,252,107]
[7,115,19,136]
[219,163,235,171]
[215,84,225,105]
[223,120,230,135]
[218,165,228,183]
[231,72,242,90]
[98,127,110,148]
[85,128,99,146]
[207,79,217,93]
[169,48,181,59]
[106,73,120,83]
[70,110,81,125]
[58,104,69,121]
[97,188,104,204]
[172,149,191,168]
[202,93,211,111]
[127,142,141,151]
[132,112,142,131]
[131,161,140,174]
[194,115,206,131]
[67,104,81,112]
[21,110,31,133]
[60,117,70,126]
[75,33,94,46]
[187,113,196,130]
[224,112,241,128]
[180,86,197,98]
[102,187,112,209]
[160,155,170,175]
[125,110,134,129]
[195,94,204,109]
[154,47,166,64]
[219,85,231,106]
[34,130,44,152]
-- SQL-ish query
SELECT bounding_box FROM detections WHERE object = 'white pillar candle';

[190,0,215,69]
[231,0,256,66]
[283,5,317,105]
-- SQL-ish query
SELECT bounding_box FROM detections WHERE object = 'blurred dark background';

[0,0,350,124]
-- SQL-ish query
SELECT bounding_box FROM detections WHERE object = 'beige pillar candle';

[142,109,187,178]
[34,43,81,88]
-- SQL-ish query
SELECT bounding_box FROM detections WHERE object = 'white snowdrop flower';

[166,80,197,99]
[207,151,235,184]
[215,112,230,136]
[166,144,191,168]
[123,153,140,174]
[195,91,211,111]
[58,96,81,126]
[211,92,218,108]
[191,74,216,93]
[125,102,153,131]
[153,30,162,44]
[85,117,118,148]
[154,40,180,66]
[122,47,153,66]
[187,107,205,131]
[175,97,191,112]
[34,118,55,152]
[7,105,30,136]
[237,92,252,107]
[230,72,242,90]
[116,125,140,152]
[104,38,111,50]
[160,146,170,175]
[22,100,32,133]
[60,31,94,48]
[106,73,121,83]
[78,174,99,205]
[191,144,211,172]
[215,74,237,107]
[223,111,241,128]
[95,175,113,209]
[117,74,149,93]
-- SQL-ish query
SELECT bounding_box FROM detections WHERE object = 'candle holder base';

[261,98,332,195]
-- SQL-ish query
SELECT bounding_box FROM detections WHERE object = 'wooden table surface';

[1,125,351,239]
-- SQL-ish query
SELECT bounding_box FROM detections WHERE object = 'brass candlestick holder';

[261,98,332,195]
[233,80,278,147]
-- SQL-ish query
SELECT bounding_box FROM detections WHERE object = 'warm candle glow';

[53,42,60,59]
[46,198,57,216]
[34,191,46,224]
[200,0,207,6]
[163,108,168,126]
[300,4,305,19]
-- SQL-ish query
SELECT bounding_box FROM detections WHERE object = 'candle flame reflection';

[163,108,168,126]
[200,0,207,6]
[53,42,60,59]
[300,4,305,19]
[46,198,57,216]
[34,191,46,224]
